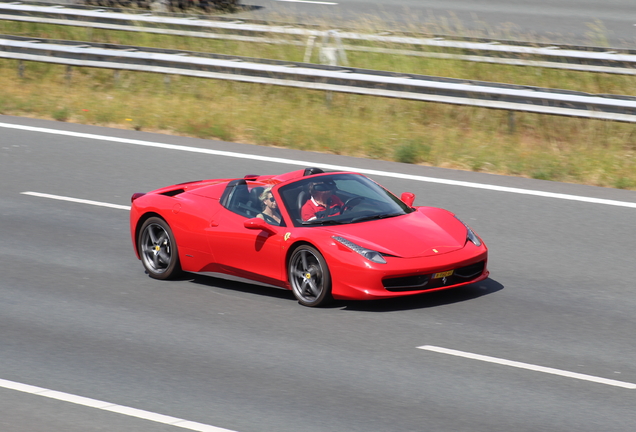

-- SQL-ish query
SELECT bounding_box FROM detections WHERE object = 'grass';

[0,18,635,190]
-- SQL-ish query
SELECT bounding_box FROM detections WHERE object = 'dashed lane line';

[418,345,636,389]
[3,122,636,209]
[21,191,131,210]
[0,378,237,432]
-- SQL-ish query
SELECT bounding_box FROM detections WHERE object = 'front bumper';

[326,243,489,300]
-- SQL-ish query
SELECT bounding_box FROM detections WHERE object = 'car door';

[207,209,285,286]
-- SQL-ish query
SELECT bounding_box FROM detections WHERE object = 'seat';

[296,190,309,220]
[249,186,265,215]
[229,184,256,217]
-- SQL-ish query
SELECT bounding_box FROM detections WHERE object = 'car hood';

[322,208,468,258]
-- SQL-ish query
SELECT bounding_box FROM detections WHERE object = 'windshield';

[278,173,415,227]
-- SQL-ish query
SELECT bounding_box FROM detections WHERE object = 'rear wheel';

[138,217,181,280]
[288,245,332,307]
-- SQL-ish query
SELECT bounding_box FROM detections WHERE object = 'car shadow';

[333,278,504,312]
[184,273,503,311]
[186,273,297,301]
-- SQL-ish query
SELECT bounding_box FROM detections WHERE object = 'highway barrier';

[3,35,636,123]
[1,2,636,75]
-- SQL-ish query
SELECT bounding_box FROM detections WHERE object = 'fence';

[3,35,636,123]
[2,2,636,75]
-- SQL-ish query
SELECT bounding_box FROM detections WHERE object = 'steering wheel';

[342,196,365,213]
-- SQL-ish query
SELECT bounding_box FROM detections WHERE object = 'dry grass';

[0,19,635,190]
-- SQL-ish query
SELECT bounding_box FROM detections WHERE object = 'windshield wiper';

[301,218,346,226]
[351,213,404,223]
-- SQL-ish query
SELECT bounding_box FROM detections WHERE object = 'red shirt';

[301,195,344,221]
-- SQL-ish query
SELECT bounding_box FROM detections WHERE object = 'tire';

[288,245,332,307]
[138,217,182,280]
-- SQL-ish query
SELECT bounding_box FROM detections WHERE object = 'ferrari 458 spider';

[130,168,488,307]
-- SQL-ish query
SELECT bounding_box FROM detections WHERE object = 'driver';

[301,179,344,221]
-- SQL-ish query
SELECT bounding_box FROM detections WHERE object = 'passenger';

[301,179,344,221]
[257,187,282,225]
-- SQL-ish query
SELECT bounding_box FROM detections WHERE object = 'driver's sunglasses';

[266,196,275,202]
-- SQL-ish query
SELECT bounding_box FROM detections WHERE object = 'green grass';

[0,19,635,189]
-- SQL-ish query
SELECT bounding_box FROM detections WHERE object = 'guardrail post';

[18,60,24,78]
[319,31,348,66]
[150,0,169,13]
[508,111,516,133]
[319,31,348,107]
[65,65,72,84]
[304,36,316,63]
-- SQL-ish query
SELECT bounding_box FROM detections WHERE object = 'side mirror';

[244,217,277,233]
[401,192,415,207]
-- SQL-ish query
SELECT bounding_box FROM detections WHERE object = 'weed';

[52,107,71,122]
[394,140,423,164]
[1,21,636,189]
[614,177,635,190]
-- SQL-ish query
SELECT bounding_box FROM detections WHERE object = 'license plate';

[433,270,454,279]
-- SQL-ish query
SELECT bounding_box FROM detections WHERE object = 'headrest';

[312,180,336,191]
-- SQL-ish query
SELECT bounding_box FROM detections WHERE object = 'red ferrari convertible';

[130,168,488,307]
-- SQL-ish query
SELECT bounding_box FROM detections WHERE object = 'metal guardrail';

[2,2,636,75]
[3,35,636,123]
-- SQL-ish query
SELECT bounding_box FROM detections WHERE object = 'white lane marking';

[0,378,237,432]
[418,345,636,389]
[276,0,338,4]
[21,191,131,210]
[3,122,636,209]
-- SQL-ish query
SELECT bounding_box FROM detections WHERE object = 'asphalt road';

[1,115,636,431]
[234,0,636,47]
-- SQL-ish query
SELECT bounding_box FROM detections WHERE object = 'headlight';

[333,236,387,264]
[454,217,482,247]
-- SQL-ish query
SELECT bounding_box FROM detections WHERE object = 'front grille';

[383,260,485,292]
[454,261,485,278]
[382,274,430,290]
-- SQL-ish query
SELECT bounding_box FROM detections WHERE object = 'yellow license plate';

[433,270,454,279]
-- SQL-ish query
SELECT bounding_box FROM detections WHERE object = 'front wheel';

[138,217,181,280]
[288,245,332,307]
